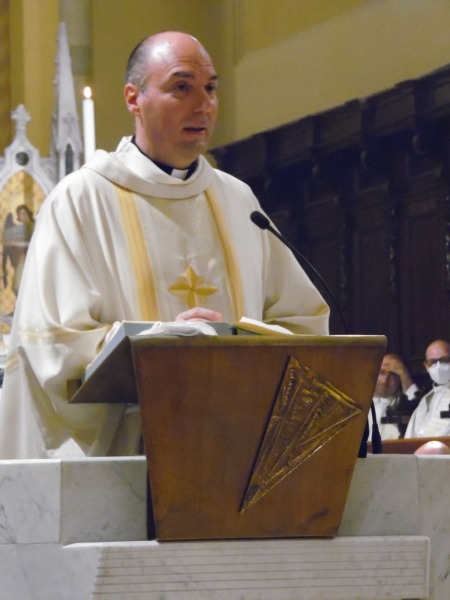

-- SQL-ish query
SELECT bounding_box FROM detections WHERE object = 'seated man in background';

[405,339,450,438]
[369,353,418,439]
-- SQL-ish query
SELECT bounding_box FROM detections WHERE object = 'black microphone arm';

[250,210,349,334]
[250,210,382,456]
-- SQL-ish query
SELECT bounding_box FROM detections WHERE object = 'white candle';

[82,86,96,161]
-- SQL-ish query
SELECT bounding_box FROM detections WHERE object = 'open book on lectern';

[81,317,293,386]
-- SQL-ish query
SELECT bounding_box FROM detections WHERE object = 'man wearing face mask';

[405,339,450,438]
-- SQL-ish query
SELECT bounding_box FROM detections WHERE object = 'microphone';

[250,210,349,334]
[250,210,382,456]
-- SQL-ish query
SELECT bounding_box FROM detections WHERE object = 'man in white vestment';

[405,339,450,438]
[0,32,329,459]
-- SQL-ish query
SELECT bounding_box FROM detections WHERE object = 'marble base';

[90,537,429,600]
[0,536,429,600]
[0,457,147,545]
[0,454,448,599]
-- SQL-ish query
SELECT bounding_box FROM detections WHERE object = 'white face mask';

[427,362,450,385]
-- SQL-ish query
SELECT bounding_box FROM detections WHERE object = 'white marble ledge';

[0,459,61,544]
[87,536,430,600]
[0,457,147,545]
[1,455,448,598]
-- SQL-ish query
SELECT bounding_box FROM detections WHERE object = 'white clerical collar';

[171,168,189,180]
[131,137,197,180]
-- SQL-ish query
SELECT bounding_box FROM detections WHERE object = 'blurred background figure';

[2,204,35,299]
[369,353,418,440]
[405,339,450,438]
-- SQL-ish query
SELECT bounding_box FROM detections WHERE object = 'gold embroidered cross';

[169,265,218,308]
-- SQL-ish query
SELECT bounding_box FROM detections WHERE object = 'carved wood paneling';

[210,63,450,378]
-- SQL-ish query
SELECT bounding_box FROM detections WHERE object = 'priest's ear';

[124,83,140,117]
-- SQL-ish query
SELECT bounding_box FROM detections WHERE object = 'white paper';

[138,321,218,337]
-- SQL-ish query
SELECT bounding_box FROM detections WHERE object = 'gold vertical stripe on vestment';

[115,186,159,320]
[205,188,244,320]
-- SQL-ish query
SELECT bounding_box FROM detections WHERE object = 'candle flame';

[83,86,92,99]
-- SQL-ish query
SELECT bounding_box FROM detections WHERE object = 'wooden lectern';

[70,333,385,541]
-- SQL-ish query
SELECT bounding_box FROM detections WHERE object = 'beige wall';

[233,0,450,142]
[5,0,450,154]
[8,0,59,153]
[0,0,12,151]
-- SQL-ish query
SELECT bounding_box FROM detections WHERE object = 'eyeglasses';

[425,356,450,367]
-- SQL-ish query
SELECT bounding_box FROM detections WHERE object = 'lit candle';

[82,86,96,161]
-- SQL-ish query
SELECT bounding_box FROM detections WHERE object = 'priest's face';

[125,32,219,168]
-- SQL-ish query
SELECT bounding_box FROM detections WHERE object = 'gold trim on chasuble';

[166,188,244,318]
[4,351,18,372]
[115,186,159,320]
[115,185,244,320]
[203,188,244,321]
[168,265,219,309]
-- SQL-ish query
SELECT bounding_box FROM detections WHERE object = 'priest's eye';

[206,83,217,95]
[174,82,191,93]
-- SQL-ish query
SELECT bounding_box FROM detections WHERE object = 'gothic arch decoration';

[0,172,46,321]
[0,106,52,332]
[0,22,82,335]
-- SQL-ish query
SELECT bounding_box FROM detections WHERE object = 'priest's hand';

[175,307,223,322]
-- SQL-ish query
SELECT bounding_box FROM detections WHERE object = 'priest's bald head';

[124,32,219,169]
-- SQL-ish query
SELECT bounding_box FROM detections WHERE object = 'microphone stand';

[250,210,382,456]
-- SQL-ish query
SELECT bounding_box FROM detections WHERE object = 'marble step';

[87,535,429,600]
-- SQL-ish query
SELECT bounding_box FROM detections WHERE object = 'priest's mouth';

[184,127,207,133]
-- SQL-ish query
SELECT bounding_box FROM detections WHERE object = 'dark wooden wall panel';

[211,64,450,381]
[351,214,397,339]
[301,205,346,334]
[400,187,450,371]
